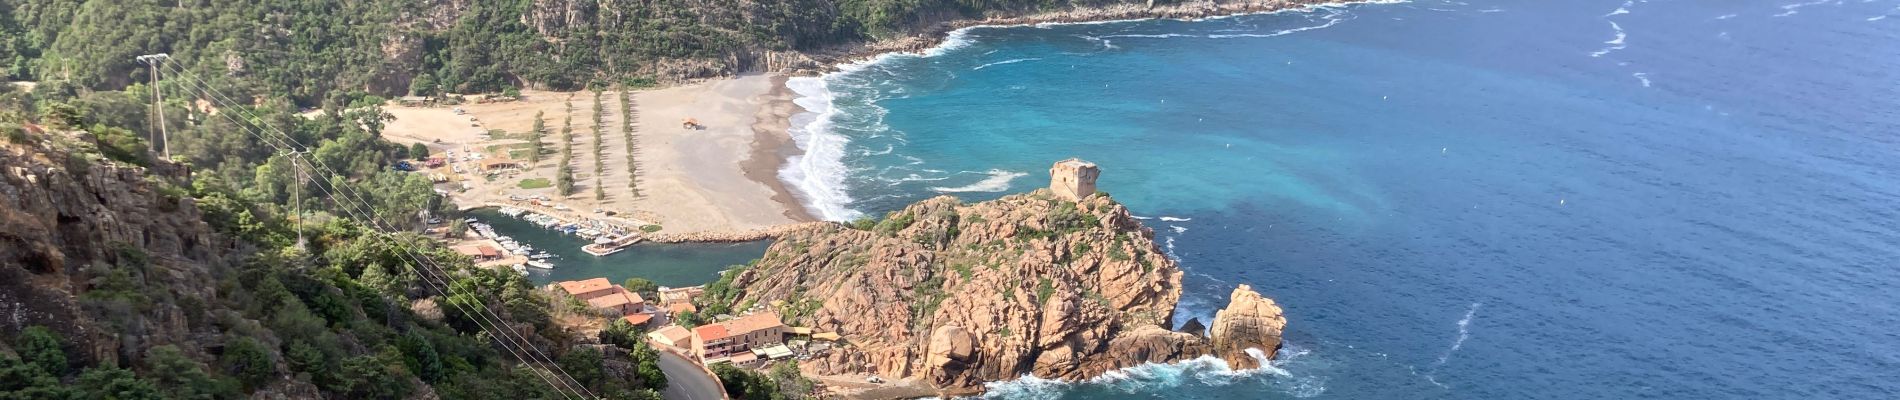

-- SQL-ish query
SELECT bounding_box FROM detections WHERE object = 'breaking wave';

[930,170,1028,193]
[973,58,1043,70]
[977,348,1325,399]
[780,76,866,221]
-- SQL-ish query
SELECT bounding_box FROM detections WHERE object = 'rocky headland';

[711,189,1286,394]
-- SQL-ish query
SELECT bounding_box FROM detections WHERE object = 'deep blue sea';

[778,0,1900,398]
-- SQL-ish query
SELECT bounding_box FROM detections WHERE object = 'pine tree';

[557,100,577,196]
[528,111,546,168]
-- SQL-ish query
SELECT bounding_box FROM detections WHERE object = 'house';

[647,325,693,349]
[622,313,654,327]
[690,312,787,362]
[557,278,621,300]
[585,291,644,317]
[453,244,503,262]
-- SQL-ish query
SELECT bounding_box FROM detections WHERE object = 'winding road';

[656,349,723,400]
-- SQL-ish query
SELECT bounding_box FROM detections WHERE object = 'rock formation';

[0,131,228,366]
[716,189,1288,393]
[1209,284,1288,369]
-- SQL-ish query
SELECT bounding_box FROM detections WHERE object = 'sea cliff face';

[718,189,1286,392]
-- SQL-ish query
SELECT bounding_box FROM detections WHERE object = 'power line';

[158,63,599,399]
[156,65,589,400]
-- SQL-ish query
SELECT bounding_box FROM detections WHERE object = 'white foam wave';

[1872,15,1890,21]
[1774,0,1834,17]
[1715,13,1739,20]
[929,170,1027,193]
[1590,21,1627,58]
[779,77,865,221]
[924,29,976,57]
[1432,302,1482,368]
[1632,72,1652,87]
[979,350,1316,399]
[972,57,1042,70]
[1604,0,1632,17]
[1208,10,1350,38]
[1159,216,1193,222]
[1170,226,1188,234]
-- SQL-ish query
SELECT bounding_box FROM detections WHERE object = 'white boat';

[511,264,528,275]
[526,260,554,269]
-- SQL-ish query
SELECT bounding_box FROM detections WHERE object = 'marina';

[467,208,772,287]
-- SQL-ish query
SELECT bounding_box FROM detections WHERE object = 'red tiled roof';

[668,302,698,314]
[622,313,653,326]
[587,291,641,309]
[694,324,731,341]
[557,278,614,296]
[724,312,784,336]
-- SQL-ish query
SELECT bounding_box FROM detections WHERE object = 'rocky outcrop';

[719,190,1288,393]
[1208,285,1287,369]
[0,132,228,367]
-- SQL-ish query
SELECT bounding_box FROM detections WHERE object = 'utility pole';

[136,53,171,160]
[287,148,308,250]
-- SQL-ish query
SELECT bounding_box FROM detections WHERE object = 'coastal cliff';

[713,189,1286,392]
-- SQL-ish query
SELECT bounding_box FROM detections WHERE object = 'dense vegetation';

[712,361,817,400]
[1,0,1163,106]
[1,55,665,400]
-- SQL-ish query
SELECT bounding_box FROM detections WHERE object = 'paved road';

[657,350,723,400]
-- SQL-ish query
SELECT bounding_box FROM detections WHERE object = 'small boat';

[526,260,554,269]
[531,252,553,259]
[511,264,528,275]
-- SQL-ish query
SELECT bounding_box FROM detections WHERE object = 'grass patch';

[517,178,551,189]
[640,224,663,233]
[1034,278,1054,305]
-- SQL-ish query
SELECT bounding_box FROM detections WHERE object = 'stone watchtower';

[1049,158,1100,201]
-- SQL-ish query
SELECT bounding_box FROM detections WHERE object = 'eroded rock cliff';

[0,132,228,366]
[717,189,1287,392]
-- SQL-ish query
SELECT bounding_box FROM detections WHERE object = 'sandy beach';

[381,74,814,234]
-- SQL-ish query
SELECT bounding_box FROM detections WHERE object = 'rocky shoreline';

[714,190,1287,396]
[790,0,1352,75]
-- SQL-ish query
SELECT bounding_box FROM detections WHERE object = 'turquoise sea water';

[467,209,769,288]
[782,0,1900,398]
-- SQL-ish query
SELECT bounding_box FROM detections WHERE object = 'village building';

[557,278,621,300]
[690,312,787,363]
[1050,158,1100,201]
[556,278,650,317]
[586,290,645,316]
[647,325,693,349]
[452,244,503,262]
